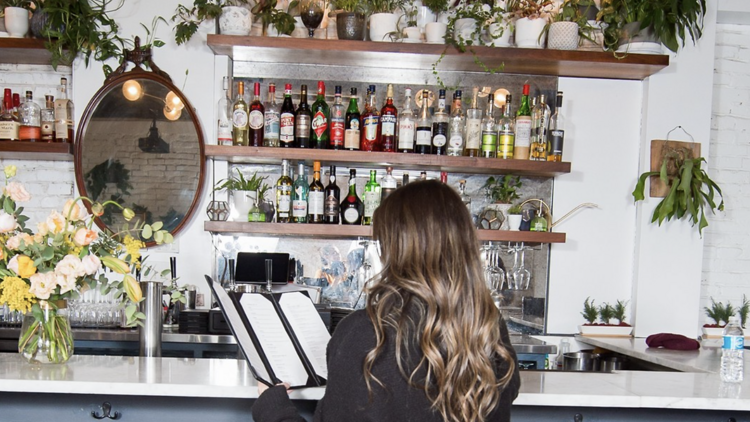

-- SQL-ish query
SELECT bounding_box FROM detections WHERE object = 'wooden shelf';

[207,34,669,81]
[0,142,73,161]
[205,221,566,243]
[205,145,571,177]
[0,38,55,66]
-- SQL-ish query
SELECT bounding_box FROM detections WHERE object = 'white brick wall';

[702,23,750,319]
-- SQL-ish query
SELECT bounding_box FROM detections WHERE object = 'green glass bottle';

[248,189,266,222]
[310,81,330,149]
[362,169,381,226]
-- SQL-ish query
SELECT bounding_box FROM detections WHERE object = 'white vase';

[515,16,547,49]
[219,6,252,36]
[507,214,523,231]
[369,12,398,42]
[486,21,512,47]
[454,18,479,44]
[4,7,29,38]
[548,21,579,50]
[231,191,257,221]
[424,21,447,44]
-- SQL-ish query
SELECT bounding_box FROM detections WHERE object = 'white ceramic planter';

[424,21,447,44]
[231,191,257,222]
[515,16,547,49]
[486,21,512,47]
[219,6,252,36]
[454,18,480,44]
[579,325,633,337]
[402,26,422,42]
[4,7,29,38]
[369,12,398,42]
[548,21,579,50]
[507,214,523,231]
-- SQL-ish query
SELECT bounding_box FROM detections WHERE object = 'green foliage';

[483,175,522,204]
[549,0,597,43]
[172,0,249,45]
[365,0,404,14]
[598,302,614,324]
[632,149,723,236]
[214,169,268,192]
[508,204,523,215]
[739,295,750,329]
[581,297,598,324]
[1,0,32,8]
[333,0,365,13]
[506,0,555,20]
[251,0,297,35]
[704,297,735,326]
[84,160,133,202]
[612,299,628,324]
[421,0,449,15]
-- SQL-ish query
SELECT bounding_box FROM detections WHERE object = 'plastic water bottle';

[720,316,744,383]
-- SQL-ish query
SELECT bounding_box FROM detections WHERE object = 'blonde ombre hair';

[365,180,516,422]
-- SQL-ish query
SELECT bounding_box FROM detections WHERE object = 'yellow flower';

[100,256,130,274]
[123,274,142,303]
[4,165,17,179]
[123,235,144,266]
[8,255,37,278]
[0,276,35,313]
[123,208,135,221]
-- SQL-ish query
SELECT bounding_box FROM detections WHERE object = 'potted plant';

[702,297,735,338]
[2,0,30,38]
[332,0,366,40]
[173,0,252,45]
[482,175,521,230]
[421,0,449,43]
[252,0,297,36]
[506,0,554,48]
[397,0,420,41]
[632,147,724,237]
[547,0,596,50]
[579,297,633,336]
[366,0,404,42]
[597,0,706,54]
[214,169,269,222]
[484,0,513,47]
[506,203,523,231]
[447,0,489,48]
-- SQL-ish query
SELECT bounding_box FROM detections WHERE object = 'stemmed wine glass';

[299,0,325,38]
[511,245,531,290]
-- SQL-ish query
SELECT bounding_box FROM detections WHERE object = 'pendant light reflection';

[121,80,183,120]
[163,104,182,121]
[122,80,143,101]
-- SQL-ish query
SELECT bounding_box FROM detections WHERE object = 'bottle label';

[277,194,291,213]
[218,118,232,145]
[364,191,380,217]
[41,121,54,139]
[324,194,339,217]
[295,115,311,138]
[343,207,359,224]
[416,128,431,146]
[481,132,498,152]
[344,127,360,149]
[515,117,532,147]
[233,109,248,128]
[381,115,397,136]
[331,118,345,147]
[0,121,20,140]
[550,129,564,155]
[364,116,379,141]
[465,118,481,149]
[265,112,280,139]
[724,335,745,350]
[312,110,328,137]
[280,112,295,142]
[249,110,264,129]
[292,200,307,218]
[498,134,515,158]
[398,119,415,150]
[54,99,70,140]
[308,191,324,216]
[432,122,448,147]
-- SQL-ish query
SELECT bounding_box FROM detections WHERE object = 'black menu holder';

[205,275,329,388]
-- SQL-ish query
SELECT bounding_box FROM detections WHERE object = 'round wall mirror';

[75,46,205,247]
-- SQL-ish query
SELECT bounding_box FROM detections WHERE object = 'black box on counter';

[208,309,232,334]
[179,309,209,334]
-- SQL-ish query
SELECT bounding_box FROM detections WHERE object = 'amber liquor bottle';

[54,77,74,143]
[360,85,380,151]
[379,84,398,152]
[295,85,312,148]
[248,82,265,147]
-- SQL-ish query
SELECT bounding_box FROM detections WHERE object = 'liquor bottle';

[41,95,55,142]
[330,86,345,150]
[54,77,74,143]
[497,94,515,159]
[381,166,397,201]
[279,83,296,148]
[248,189,267,222]
[402,172,410,186]
[547,91,565,162]
[344,87,361,151]
[295,85,312,148]
[420,171,427,180]
[217,77,232,146]
[340,169,363,225]
[232,81,249,146]
[292,162,309,223]
[464,87,481,157]
[362,169,381,226]
[447,90,465,156]
[275,159,293,223]
[415,90,432,154]
[18,91,41,142]
[397,88,415,153]
[481,94,497,158]
[248,82,265,147]
[514,83,532,160]
[263,83,280,147]
[308,161,325,223]
[324,165,341,224]
[379,84,398,152]
[431,89,449,155]
[361,85,380,151]
[0,89,20,142]
[440,171,448,183]
[458,179,471,211]
[310,81,330,149]
[530,94,551,161]
[12,93,20,119]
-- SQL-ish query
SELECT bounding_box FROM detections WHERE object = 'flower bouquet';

[0,165,173,364]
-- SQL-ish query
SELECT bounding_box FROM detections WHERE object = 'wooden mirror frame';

[74,40,205,247]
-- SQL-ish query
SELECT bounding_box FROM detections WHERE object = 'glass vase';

[18,300,74,364]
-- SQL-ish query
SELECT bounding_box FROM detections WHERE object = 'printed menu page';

[279,292,331,379]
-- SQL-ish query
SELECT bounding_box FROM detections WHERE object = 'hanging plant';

[632,146,724,236]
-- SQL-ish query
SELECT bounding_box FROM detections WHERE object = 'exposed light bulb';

[494,88,510,108]
[163,104,182,121]
[165,91,184,111]
[122,80,142,101]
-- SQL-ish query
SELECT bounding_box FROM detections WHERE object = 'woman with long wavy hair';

[253,179,520,422]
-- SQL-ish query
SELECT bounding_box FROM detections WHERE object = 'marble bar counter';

[0,353,748,421]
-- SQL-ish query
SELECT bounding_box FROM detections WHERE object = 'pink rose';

[54,254,86,279]
[4,181,31,202]
[63,199,87,221]
[0,211,17,233]
[57,274,78,294]
[81,254,101,276]
[73,228,98,246]
[6,233,33,250]
[29,272,59,300]
[46,211,66,234]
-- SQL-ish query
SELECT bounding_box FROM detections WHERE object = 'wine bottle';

[547,91,565,162]
[324,165,341,224]
[330,86,345,150]
[344,87,361,151]
[397,88,415,153]
[308,161,325,223]
[515,83,532,160]
[279,83,296,148]
[249,82,265,147]
[379,84,398,152]
[292,162,309,223]
[464,87,481,157]
[481,94,497,158]
[263,83,280,147]
[497,94,515,159]
[340,169,363,225]
[362,170,381,226]
[415,90,432,154]
[54,77,74,143]
[232,81,249,146]
[310,81,330,149]
[217,77,232,146]
[431,89,448,155]
[295,85,312,148]
[361,85,379,151]
[447,90,465,156]
[275,160,293,223]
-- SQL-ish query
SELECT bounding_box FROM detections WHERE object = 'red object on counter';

[646,333,700,350]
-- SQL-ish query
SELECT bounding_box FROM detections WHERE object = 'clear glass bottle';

[340,169,363,225]
[330,86,345,150]
[279,83,296,148]
[324,165,340,224]
[381,166,397,201]
[431,89,449,155]
[249,82,265,147]
[497,94,515,159]
[362,169,381,226]
[530,94,551,161]
[464,87,481,157]
[232,81,249,146]
[547,91,565,162]
[310,81,330,149]
[447,90,465,156]
[415,90,432,154]
[54,78,74,143]
[275,159,293,223]
[308,161,325,223]
[344,87,360,151]
[397,88,415,153]
[41,95,55,142]
[481,94,497,158]
[295,85,312,148]
[0,89,20,142]
[379,84,398,152]
[217,77,233,146]
[18,91,41,142]
[263,83,280,147]
[292,162,309,223]
[514,83,532,160]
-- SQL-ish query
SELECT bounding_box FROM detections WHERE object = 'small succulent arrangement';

[508,204,523,215]
[483,175,522,204]
[704,295,749,328]
[581,297,631,326]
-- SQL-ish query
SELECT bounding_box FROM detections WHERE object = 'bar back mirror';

[74,41,205,247]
